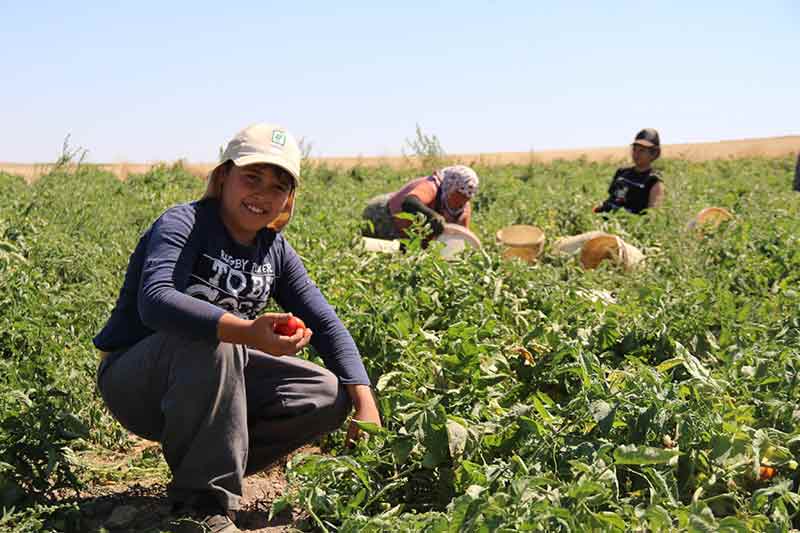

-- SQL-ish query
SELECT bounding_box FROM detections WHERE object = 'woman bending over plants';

[93,123,380,533]
[362,165,479,240]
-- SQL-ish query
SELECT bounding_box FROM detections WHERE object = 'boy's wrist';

[217,313,253,345]
[346,384,376,409]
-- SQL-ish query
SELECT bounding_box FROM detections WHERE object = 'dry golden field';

[2,134,798,182]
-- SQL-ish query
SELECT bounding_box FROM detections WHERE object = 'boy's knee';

[317,371,351,430]
[331,384,352,429]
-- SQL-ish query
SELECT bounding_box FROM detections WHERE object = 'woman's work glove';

[428,213,445,236]
[401,195,446,236]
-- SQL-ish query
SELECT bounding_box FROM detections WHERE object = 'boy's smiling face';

[631,144,657,170]
[218,163,293,245]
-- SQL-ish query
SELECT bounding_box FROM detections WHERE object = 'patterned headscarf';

[435,165,479,218]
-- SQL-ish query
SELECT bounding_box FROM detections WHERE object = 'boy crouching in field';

[93,123,381,533]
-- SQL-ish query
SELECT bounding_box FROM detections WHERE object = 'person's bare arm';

[460,202,472,228]
[345,384,382,445]
[648,181,665,208]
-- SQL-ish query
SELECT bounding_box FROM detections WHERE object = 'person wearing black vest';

[594,128,665,214]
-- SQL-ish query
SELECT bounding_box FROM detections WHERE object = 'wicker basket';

[552,231,611,255]
[687,207,734,230]
[495,225,546,263]
[580,234,644,271]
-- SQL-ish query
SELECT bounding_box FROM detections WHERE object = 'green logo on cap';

[272,130,286,146]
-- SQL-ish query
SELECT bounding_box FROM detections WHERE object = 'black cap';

[632,128,660,148]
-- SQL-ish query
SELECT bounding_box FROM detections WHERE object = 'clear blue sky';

[2,1,798,162]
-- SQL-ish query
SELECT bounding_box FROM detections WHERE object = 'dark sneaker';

[171,508,241,533]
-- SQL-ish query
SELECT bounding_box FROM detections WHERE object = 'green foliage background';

[0,155,798,531]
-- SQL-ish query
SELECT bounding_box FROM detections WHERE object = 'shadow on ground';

[61,467,297,532]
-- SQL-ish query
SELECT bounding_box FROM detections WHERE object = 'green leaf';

[391,437,414,466]
[421,407,449,469]
[614,445,681,465]
[688,507,718,533]
[675,342,720,390]
[656,357,684,373]
[58,411,90,440]
[590,400,615,435]
[353,419,388,436]
[531,395,555,424]
[644,505,673,530]
[717,517,750,533]
[590,400,611,423]
[345,488,366,514]
[643,467,677,506]
[376,371,402,392]
[455,461,488,492]
[446,419,469,460]
[751,479,792,511]
[593,511,626,530]
[269,496,291,521]
[334,456,371,488]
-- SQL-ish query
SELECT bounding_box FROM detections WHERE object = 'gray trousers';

[96,332,351,511]
[362,193,402,240]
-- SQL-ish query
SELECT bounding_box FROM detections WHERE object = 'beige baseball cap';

[220,123,301,183]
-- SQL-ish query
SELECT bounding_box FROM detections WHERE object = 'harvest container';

[552,230,610,255]
[686,207,734,230]
[580,234,644,271]
[361,236,401,253]
[495,225,546,263]
[438,223,481,260]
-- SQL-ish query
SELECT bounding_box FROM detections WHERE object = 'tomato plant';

[1,154,799,531]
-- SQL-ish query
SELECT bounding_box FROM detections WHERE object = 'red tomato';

[759,466,777,481]
[273,317,305,336]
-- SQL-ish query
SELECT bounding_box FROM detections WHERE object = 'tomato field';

[1,154,799,532]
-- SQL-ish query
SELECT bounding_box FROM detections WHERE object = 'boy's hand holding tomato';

[273,316,305,336]
[264,313,312,356]
[218,312,312,356]
[245,313,312,356]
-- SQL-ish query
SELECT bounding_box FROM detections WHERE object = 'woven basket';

[496,225,546,263]
[687,207,734,230]
[553,231,610,255]
[580,234,644,271]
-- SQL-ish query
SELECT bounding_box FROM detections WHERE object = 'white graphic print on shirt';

[185,249,274,319]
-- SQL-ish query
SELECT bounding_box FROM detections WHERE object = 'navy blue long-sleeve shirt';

[93,198,370,385]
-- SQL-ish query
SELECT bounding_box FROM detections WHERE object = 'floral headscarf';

[434,165,479,218]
